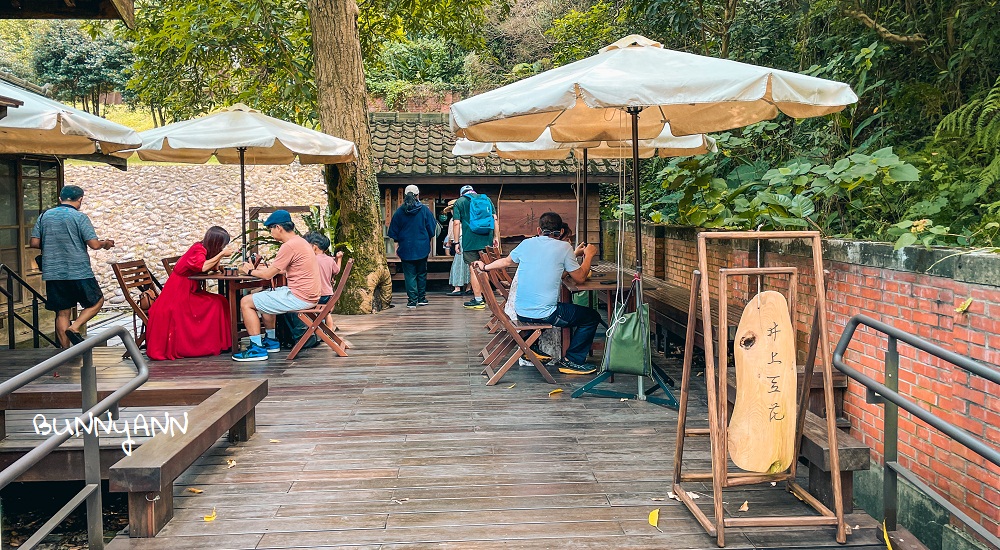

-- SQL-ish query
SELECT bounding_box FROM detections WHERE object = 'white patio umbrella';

[0,79,141,155]
[453,126,717,241]
[450,33,857,280]
[127,104,358,254]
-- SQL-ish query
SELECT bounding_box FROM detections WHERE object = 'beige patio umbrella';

[0,79,141,154]
[450,33,856,279]
[453,126,717,241]
[126,104,358,254]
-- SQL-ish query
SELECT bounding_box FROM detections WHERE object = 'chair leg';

[484,335,515,366]
[520,331,556,384]
[287,314,323,360]
[486,349,524,386]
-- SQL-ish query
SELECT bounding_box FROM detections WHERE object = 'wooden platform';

[1,297,886,549]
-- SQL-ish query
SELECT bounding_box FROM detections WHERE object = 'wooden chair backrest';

[161,256,181,276]
[320,257,354,316]
[111,260,161,323]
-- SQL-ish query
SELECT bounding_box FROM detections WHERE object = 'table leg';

[559,284,570,357]
[227,282,240,353]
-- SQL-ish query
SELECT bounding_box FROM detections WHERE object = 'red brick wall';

[609,224,1000,537]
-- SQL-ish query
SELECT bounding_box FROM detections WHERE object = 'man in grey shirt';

[30,186,115,347]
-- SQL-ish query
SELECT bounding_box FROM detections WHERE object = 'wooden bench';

[724,376,869,513]
[109,379,268,537]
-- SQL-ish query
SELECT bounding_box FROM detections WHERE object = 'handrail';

[833,314,999,548]
[0,263,57,348]
[0,326,149,549]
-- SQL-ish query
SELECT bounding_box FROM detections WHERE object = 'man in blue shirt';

[473,212,600,374]
[29,186,115,347]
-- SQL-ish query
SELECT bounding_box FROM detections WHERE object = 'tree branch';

[843,7,927,46]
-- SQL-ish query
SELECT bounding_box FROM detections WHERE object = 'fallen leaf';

[620,398,629,402]
[738,500,749,512]
[203,508,217,522]
[507,383,516,389]
[696,372,703,377]
[770,482,777,487]
[648,508,661,531]
[667,491,678,501]
[185,488,204,494]
[269,439,281,443]
[226,459,236,469]
[689,492,700,499]
[845,524,853,535]
[955,297,973,313]
[651,497,665,502]
[548,388,564,396]
[882,520,894,550]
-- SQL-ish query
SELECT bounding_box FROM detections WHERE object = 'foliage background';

[0,0,998,248]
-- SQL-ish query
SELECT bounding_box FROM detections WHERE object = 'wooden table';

[189,273,269,353]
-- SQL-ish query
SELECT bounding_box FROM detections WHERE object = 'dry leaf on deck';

[620,398,629,402]
[203,508,217,522]
[667,491,678,501]
[226,459,237,469]
[548,388,563,396]
[955,297,973,313]
[882,521,894,550]
[738,500,749,512]
[269,439,281,443]
[185,488,204,494]
[648,508,660,531]
[507,383,516,389]
[651,497,665,502]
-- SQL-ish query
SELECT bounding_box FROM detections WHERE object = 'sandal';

[445,290,464,296]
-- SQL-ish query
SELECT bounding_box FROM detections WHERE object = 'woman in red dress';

[146,227,234,360]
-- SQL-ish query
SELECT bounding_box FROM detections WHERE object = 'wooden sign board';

[728,290,797,473]
[498,199,577,238]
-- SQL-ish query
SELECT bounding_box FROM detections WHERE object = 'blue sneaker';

[232,344,269,362]
[261,337,281,353]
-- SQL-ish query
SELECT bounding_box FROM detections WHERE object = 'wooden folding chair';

[474,268,556,386]
[287,258,355,360]
[111,260,163,348]
[161,256,181,276]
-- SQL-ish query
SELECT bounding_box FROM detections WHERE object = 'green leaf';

[894,232,919,249]
[888,164,921,182]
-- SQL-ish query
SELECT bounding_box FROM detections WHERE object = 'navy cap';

[263,210,292,227]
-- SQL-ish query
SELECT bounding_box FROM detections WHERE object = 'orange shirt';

[272,236,320,303]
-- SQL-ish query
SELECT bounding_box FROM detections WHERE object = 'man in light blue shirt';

[29,185,115,347]
[473,212,600,374]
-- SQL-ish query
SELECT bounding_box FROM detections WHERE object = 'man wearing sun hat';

[451,184,497,309]
[232,209,320,361]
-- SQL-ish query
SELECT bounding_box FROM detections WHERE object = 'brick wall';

[607,224,1000,538]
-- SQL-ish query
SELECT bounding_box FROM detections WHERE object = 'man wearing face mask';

[473,212,600,375]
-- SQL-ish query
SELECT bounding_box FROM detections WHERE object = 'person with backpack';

[451,185,497,309]
[388,185,437,308]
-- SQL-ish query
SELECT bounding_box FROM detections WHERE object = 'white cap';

[404,184,419,196]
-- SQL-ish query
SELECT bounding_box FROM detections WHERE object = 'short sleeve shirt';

[271,236,321,303]
[509,236,580,319]
[314,253,340,296]
[30,204,98,281]
[452,194,494,252]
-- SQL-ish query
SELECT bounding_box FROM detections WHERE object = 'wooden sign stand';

[672,231,846,547]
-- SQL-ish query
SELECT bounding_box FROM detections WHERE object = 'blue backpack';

[467,193,495,235]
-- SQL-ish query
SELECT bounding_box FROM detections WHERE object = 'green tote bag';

[601,303,651,376]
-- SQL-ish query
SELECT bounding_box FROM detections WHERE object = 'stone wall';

[606,223,1000,542]
[65,164,326,306]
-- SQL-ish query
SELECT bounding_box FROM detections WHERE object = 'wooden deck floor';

[3,296,885,549]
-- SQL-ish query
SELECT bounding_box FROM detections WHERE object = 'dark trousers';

[400,257,428,306]
[519,302,601,364]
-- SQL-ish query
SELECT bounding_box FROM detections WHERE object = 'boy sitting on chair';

[233,210,321,361]
[472,212,600,375]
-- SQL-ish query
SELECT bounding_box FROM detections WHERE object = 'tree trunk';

[307,0,391,314]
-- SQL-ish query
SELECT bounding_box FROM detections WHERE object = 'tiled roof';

[370,112,620,178]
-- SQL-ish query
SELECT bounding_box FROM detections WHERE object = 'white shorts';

[251,287,315,315]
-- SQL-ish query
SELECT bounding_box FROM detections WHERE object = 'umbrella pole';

[626,106,648,400]
[239,147,247,262]
[581,148,589,245]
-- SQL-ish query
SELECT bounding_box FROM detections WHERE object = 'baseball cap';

[459,185,475,195]
[263,209,292,227]
[404,184,420,196]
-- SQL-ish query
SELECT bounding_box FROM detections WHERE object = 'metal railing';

[0,263,57,349]
[0,327,148,549]
[833,314,1000,548]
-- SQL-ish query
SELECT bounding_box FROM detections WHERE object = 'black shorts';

[45,278,103,312]
[463,250,483,264]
